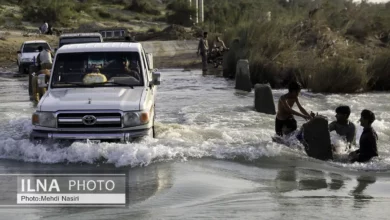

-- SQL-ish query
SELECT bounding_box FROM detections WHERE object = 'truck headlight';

[21,58,32,63]
[32,112,56,128]
[123,112,149,127]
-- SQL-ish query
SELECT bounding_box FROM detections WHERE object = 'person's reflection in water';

[328,173,345,190]
[351,175,376,209]
[298,169,328,191]
[274,169,298,193]
[329,173,347,209]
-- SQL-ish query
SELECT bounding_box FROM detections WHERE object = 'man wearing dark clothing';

[349,109,378,163]
[197,32,209,72]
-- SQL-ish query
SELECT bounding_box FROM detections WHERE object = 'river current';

[0,68,389,219]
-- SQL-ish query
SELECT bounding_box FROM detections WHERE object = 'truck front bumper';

[30,129,151,142]
[19,62,34,73]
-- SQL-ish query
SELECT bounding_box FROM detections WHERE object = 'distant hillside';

[1,0,389,92]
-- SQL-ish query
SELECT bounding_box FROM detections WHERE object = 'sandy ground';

[0,30,58,67]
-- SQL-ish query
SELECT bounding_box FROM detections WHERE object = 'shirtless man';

[213,36,228,50]
[329,105,356,148]
[275,81,313,136]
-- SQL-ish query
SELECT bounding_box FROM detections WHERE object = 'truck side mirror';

[146,53,153,70]
[152,72,160,86]
[37,74,48,88]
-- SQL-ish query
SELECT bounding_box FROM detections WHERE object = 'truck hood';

[21,52,39,60]
[39,87,145,112]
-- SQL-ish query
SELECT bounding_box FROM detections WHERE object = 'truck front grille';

[57,112,122,128]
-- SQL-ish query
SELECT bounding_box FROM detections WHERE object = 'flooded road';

[0,68,390,219]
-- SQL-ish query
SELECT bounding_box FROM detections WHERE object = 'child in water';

[349,109,378,163]
[275,81,313,136]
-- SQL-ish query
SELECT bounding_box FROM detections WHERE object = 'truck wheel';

[152,105,156,138]
[28,72,32,97]
[35,93,40,102]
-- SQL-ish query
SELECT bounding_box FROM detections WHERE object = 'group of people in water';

[276,81,378,163]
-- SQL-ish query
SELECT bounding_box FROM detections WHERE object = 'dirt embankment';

[0,31,58,68]
[142,40,200,69]
[0,30,201,70]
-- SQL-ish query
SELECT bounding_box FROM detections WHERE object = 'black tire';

[152,104,156,138]
[28,71,32,97]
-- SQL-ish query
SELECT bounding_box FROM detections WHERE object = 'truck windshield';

[59,37,102,47]
[51,52,144,88]
[23,43,50,53]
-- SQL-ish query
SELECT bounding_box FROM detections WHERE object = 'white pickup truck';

[17,40,52,74]
[30,42,161,142]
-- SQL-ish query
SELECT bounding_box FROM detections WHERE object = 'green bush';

[201,0,390,92]
[153,16,167,22]
[21,0,76,26]
[147,27,161,33]
[126,0,161,16]
[114,15,129,22]
[74,1,95,13]
[367,51,390,91]
[309,58,367,93]
[166,0,196,27]
[97,9,112,19]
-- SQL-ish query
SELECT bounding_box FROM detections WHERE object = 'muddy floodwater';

[0,68,390,219]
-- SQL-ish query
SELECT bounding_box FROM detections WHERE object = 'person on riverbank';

[197,32,209,72]
[208,36,228,63]
[329,105,356,148]
[349,109,378,163]
[213,36,228,51]
[275,81,313,136]
[39,21,49,34]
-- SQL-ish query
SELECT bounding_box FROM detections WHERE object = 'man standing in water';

[329,105,356,148]
[349,109,378,163]
[197,32,209,72]
[37,46,54,70]
[275,81,313,136]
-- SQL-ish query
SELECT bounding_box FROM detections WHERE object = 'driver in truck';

[122,58,141,80]
[104,57,141,80]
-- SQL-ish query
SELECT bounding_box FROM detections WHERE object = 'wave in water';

[0,118,389,171]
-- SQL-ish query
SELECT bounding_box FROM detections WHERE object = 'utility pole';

[199,0,204,23]
[189,0,192,21]
[190,0,204,24]
[195,0,199,24]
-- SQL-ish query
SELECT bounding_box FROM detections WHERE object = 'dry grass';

[367,51,390,91]
[202,0,390,92]
[0,33,58,65]
[309,58,368,93]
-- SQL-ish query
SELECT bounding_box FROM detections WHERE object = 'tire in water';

[300,116,333,161]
